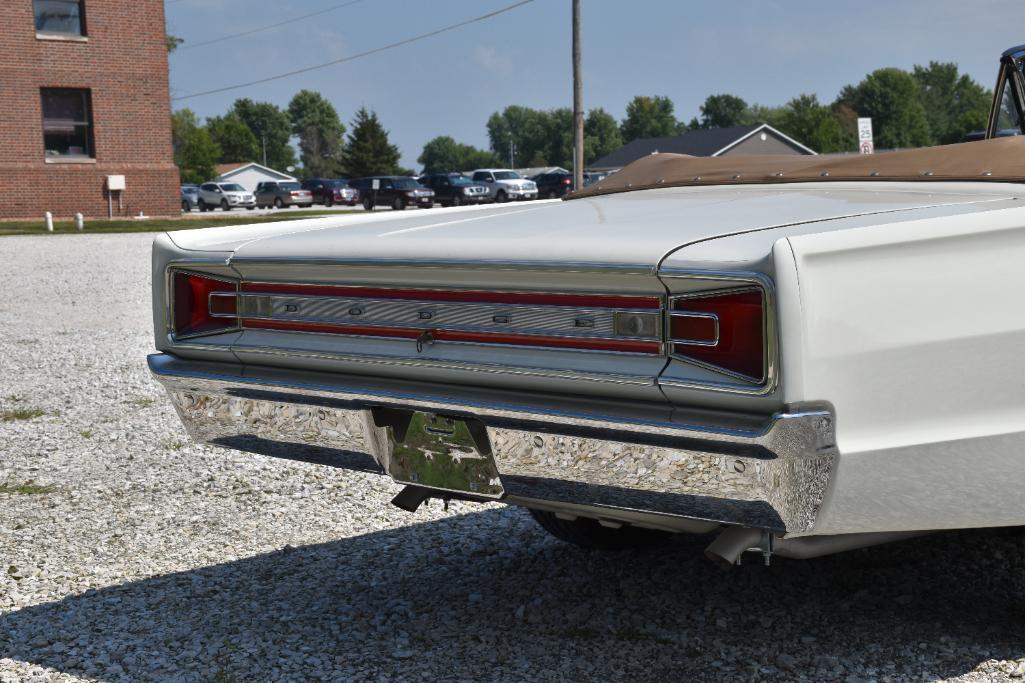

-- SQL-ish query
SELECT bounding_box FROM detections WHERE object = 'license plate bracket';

[371,408,504,498]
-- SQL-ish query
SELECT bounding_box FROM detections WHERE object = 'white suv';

[197,182,255,211]
[470,169,538,203]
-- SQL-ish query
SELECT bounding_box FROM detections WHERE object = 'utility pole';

[261,135,267,167]
[572,0,584,191]
[509,139,515,168]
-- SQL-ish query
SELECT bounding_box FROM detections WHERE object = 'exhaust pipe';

[704,527,764,568]
[705,527,930,566]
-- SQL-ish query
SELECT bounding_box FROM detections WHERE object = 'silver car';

[180,184,199,212]
[197,182,255,212]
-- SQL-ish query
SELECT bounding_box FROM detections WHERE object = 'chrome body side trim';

[149,353,836,535]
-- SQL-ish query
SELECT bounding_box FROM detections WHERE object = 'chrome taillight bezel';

[167,267,240,341]
[661,271,778,395]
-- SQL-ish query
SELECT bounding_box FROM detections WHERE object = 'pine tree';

[341,108,402,177]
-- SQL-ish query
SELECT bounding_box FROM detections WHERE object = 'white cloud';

[473,45,513,75]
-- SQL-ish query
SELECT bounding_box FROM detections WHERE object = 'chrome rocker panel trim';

[148,353,837,535]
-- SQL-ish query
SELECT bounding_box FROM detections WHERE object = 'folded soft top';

[568,136,1025,199]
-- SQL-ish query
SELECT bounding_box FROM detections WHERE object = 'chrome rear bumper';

[148,353,837,535]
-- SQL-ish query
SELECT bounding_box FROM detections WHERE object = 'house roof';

[214,162,296,182]
[588,124,816,170]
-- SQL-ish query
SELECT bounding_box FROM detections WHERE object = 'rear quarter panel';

[787,205,1025,533]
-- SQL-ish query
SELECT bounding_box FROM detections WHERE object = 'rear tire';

[182,200,190,212]
[392,196,406,211]
[495,190,508,203]
[451,194,462,207]
[274,197,284,209]
[198,199,207,212]
[324,195,333,207]
[528,509,670,550]
[220,199,230,211]
[362,196,374,211]
[547,190,558,200]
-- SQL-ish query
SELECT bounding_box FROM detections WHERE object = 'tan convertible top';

[568,136,1025,199]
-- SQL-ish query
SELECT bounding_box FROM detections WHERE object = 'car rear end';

[276,182,313,207]
[146,194,836,542]
[332,185,358,206]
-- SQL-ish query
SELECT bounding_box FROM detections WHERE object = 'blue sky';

[166,0,1024,170]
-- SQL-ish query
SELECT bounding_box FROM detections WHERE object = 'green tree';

[583,107,623,165]
[544,107,574,168]
[838,68,932,149]
[742,103,787,129]
[418,136,496,174]
[287,90,345,178]
[620,95,678,142]
[206,112,259,163]
[486,106,553,167]
[171,109,220,184]
[230,98,296,170]
[912,61,991,144]
[777,94,852,153]
[699,93,749,128]
[341,107,402,177]
[166,34,184,53]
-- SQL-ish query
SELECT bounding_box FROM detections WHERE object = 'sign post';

[857,117,874,155]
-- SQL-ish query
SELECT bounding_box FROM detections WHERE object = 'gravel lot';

[2,232,1025,682]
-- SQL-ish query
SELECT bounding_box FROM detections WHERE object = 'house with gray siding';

[589,123,815,172]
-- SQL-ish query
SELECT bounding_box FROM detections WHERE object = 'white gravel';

[2,232,1025,682]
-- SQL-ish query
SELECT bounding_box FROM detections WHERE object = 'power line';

[176,0,365,52]
[172,0,534,101]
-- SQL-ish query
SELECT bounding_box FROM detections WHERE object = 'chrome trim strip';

[148,353,836,534]
[228,257,658,275]
[226,292,661,342]
[667,311,720,347]
[232,343,658,385]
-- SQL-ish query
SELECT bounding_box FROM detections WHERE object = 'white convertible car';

[149,48,1025,565]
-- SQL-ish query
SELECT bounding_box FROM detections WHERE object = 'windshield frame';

[493,171,521,180]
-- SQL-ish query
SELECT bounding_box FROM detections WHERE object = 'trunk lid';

[170,183,1019,267]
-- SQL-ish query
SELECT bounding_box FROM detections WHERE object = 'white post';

[44,212,53,232]
[75,213,84,231]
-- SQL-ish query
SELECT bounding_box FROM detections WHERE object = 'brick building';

[1,0,179,219]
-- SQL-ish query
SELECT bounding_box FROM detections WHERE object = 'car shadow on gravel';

[2,508,1024,681]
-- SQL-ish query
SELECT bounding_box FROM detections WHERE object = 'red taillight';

[562,178,572,185]
[290,191,300,197]
[669,288,764,382]
[171,271,237,338]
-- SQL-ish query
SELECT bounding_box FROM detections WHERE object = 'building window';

[41,89,94,159]
[34,0,85,37]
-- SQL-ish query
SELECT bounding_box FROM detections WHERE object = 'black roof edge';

[1002,43,1025,58]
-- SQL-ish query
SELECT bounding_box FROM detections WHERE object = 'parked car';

[301,178,359,207]
[583,171,607,187]
[349,176,434,210]
[531,172,574,199]
[470,169,538,202]
[196,182,254,211]
[418,173,489,206]
[180,184,199,212]
[254,181,314,209]
[148,44,1025,566]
